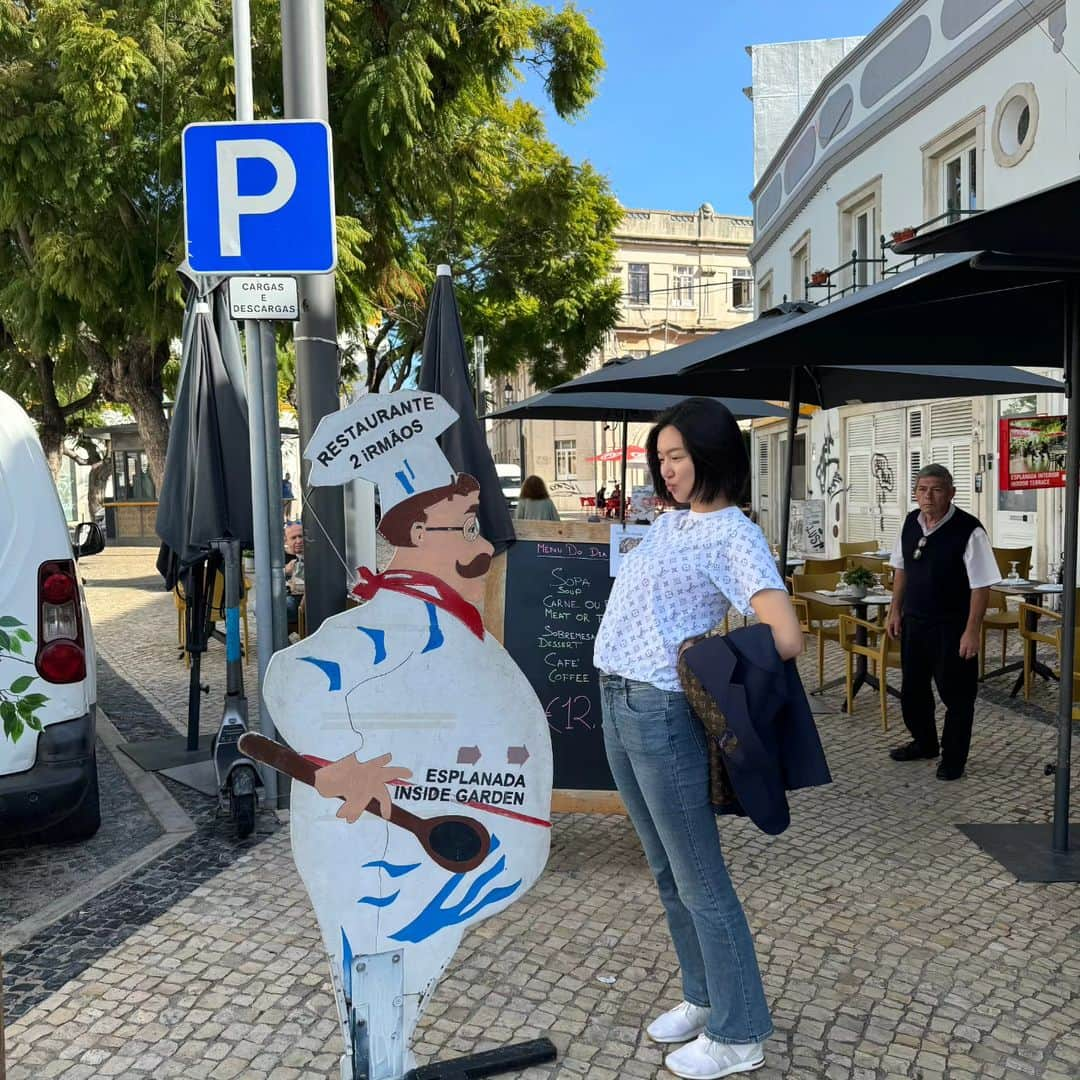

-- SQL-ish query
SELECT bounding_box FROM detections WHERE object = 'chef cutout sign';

[249,390,553,1080]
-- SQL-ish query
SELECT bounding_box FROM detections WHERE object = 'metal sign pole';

[233,0,278,809]
[281,0,346,634]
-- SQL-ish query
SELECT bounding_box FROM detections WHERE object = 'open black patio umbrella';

[488,389,789,423]
[418,265,515,553]
[156,267,253,756]
[889,180,1080,878]
[489,390,789,523]
[550,248,1072,878]
[550,343,1062,569]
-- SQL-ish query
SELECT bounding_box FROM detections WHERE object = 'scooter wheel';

[232,789,256,839]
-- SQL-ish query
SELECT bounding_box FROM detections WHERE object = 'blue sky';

[519,0,900,215]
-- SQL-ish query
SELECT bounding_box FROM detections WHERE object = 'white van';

[494,462,521,509]
[0,390,105,843]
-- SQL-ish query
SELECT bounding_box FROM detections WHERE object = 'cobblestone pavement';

[0,731,163,936]
[4,545,1080,1079]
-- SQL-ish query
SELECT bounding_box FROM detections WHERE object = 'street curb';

[0,708,195,954]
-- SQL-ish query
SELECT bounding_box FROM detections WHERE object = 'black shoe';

[937,762,964,781]
[889,740,940,762]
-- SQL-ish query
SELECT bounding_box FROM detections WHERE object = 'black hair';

[646,397,749,507]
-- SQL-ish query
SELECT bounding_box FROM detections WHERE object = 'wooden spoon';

[238,732,491,873]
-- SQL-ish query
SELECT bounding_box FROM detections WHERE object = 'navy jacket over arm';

[679,623,831,836]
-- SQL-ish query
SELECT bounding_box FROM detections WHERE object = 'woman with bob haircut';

[593,397,803,1079]
[514,475,560,521]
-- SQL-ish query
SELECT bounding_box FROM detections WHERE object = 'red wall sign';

[998,415,1068,491]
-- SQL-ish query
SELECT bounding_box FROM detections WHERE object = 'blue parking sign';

[182,120,337,274]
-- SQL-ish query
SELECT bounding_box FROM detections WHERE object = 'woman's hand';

[750,588,805,660]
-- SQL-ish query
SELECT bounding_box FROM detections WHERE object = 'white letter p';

[216,139,297,258]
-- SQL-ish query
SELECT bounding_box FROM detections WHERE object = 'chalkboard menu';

[501,532,615,791]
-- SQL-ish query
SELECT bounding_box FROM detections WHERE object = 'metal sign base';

[403,1038,557,1079]
[958,822,1080,882]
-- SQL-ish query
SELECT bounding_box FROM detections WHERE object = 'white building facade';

[490,205,754,515]
[748,0,1071,575]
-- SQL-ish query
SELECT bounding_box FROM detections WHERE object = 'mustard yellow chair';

[1054,624,1080,721]
[839,612,901,730]
[840,540,877,557]
[1018,601,1059,701]
[792,570,844,689]
[801,556,848,574]
[980,546,1032,676]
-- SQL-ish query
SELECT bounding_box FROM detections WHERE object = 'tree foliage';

[0,0,619,481]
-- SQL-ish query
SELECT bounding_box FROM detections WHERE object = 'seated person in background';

[514,475,561,521]
[284,521,305,629]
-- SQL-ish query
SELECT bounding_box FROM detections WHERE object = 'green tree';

[0,0,618,483]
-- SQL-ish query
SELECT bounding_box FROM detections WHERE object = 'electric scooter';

[209,538,262,838]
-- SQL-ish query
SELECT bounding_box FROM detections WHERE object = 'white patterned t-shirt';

[594,507,786,692]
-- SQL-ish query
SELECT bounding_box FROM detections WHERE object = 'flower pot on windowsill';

[810,270,830,286]
[891,227,917,244]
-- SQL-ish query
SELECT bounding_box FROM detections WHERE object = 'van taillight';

[35,560,86,684]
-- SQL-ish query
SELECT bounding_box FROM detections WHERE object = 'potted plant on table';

[840,565,877,599]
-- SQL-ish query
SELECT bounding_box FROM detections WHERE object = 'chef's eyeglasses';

[912,536,928,560]
[422,516,481,542]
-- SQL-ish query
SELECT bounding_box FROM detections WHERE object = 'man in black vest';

[886,464,998,780]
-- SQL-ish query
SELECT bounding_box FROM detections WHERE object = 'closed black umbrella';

[157,269,253,577]
[418,266,515,553]
[155,268,253,757]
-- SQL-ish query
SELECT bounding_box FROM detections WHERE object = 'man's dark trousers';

[900,614,978,769]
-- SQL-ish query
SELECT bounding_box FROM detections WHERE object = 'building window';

[922,111,984,226]
[838,178,881,289]
[790,233,810,301]
[673,266,695,308]
[732,268,754,309]
[757,271,773,315]
[555,439,577,480]
[992,83,1038,167]
[943,145,977,223]
[627,263,649,305]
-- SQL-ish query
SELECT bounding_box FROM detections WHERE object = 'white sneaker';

[647,1001,710,1044]
[664,1034,765,1079]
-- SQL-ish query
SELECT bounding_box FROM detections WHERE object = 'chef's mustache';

[456,553,492,578]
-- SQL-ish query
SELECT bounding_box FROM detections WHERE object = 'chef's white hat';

[304,390,460,514]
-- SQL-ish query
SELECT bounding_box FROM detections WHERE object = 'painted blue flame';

[357,891,400,908]
[387,835,521,944]
[362,860,421,879]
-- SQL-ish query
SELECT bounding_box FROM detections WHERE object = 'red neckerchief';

[351,566,485,641]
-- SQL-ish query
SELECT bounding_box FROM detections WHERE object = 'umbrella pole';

[1052,282,1080,852]
[620,415,628,526]
[778,370,800,575]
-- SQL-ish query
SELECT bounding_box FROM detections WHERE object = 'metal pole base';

[958,822,1080,882]
[403,1038,557,1080]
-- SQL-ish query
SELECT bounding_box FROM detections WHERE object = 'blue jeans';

[600,674,772,1044]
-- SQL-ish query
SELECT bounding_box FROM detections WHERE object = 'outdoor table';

[981,579,1061,696]
[795,590,894,711]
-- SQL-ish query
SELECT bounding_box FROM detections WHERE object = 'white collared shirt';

[594,507,786,691]
[889,504,1000,587]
